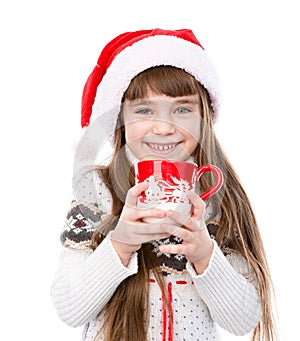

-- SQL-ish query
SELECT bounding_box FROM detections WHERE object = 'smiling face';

[120,66,208,162]
[122,92,201,161]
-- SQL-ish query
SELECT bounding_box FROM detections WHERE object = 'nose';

[151,118,176,135]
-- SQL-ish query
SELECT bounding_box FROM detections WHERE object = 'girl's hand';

[158,191,214,274]
[111,181,172,265]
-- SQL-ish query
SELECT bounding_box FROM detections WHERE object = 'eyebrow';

[128,97,199,107]
[129,100,153,107]
[174,98,199,105]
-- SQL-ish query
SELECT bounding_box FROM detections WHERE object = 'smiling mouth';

[146,142,180,153]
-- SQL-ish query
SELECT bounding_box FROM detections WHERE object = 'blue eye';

[136,108,152,115]
[175,107,191,114]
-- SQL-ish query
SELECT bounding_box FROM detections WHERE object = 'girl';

[51,29,277,340]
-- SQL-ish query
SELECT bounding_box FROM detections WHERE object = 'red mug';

[134,160,223,223]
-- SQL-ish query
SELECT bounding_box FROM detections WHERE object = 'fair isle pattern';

[150,222,220,276]
[61,200,105,250]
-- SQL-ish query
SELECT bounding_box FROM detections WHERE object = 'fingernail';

[188,190,196,197]
[167,210,177,218]
[157,209,165,216]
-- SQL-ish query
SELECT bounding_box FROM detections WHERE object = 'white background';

[1,1,299,340]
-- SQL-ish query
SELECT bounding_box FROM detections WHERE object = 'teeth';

[148,143,177,151]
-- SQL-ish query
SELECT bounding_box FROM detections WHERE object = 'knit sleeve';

[51,168,138,327]
[51,233,138,327]
[60,167,112,250]
[186,240,262,336]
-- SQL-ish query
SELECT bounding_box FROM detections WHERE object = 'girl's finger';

[135,221,178,236]
[127,206,166,221]
[125,181,149,207]
[111,221,171,244]
[160,224,192,242]
[187,191,206,219]
[159,243,186,255]
[166,210,203,232]
[116,221,173,242]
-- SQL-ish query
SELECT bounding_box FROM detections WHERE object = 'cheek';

[180,120,201,143]
[124,121,149,143]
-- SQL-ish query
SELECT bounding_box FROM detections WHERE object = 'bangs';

[123,66,202,101]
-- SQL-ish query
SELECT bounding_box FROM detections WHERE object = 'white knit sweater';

[51,168,262,340]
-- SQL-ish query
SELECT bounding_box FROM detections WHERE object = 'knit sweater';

[51,168,262,340]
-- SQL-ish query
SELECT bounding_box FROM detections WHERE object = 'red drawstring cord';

[161,282,173,341]
[162,291,167,341]
[167,282,173,341]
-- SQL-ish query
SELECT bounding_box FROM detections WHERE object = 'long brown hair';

[91,66,277,340]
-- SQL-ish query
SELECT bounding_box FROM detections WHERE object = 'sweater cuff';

[186,239,218,278]
[106,231,138,273]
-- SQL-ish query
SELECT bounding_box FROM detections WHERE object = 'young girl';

[51,29,276,340]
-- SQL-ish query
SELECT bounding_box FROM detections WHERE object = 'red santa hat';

[81,28,220,143]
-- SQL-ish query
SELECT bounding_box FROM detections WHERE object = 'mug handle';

[196,165,223,201]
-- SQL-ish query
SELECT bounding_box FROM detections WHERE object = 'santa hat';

[81,28,220,143]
